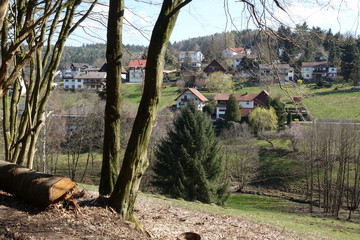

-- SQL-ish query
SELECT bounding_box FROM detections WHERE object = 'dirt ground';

[0,190,303,240]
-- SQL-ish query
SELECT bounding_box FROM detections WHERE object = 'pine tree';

[224,94,241,122]
[153,104,228,204]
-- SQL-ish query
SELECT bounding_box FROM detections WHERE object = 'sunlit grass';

[147,193,360,240]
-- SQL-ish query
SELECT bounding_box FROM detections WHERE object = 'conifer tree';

[224,94,241,122]
[153,104,228,204]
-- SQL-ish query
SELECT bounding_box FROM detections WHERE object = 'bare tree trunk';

[109,0,192,221]
[99,0,124,196]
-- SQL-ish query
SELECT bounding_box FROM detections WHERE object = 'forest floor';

[0,189,307,240]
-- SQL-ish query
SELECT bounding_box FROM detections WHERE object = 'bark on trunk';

[109,0,191,221]
[0,160,77,207]
[99,0,123,196]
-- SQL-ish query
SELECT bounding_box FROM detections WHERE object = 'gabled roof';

[128,59,147,68]
[214,92,258,101]
[254,90,269,106]
[203,59,226,73]
[73,72,106,79]
[175,88,208,102]
[301,61,328,68]
[227,47,245,54]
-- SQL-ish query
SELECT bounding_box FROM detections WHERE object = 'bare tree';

[221,122,259,192]
[2,1,98,168]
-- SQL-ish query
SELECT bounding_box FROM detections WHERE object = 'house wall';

[178,51,203,62]
[301,67,314,80]
[176,90,205,111]
[215,100,254,119]
[64,79,84,90]
[129,68,145,83]
[239,100,254,108]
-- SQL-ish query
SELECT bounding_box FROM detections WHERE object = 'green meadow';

[122,82,360,121]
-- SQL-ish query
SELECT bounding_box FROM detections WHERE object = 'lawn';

[148,193,360,240]
[123,82,360,121]
[122,83,179,110]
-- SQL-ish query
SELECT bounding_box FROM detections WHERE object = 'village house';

[259,63,294,81]
[222,47,255,68]
[203,59,226,76]
[175,88,208,111]
[128,59,146,83]
[214,90,269,119]
[301,61,337,80]
[66,71,106,91]
[178,50,204,70]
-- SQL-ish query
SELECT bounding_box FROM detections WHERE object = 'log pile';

[0,160,78,207]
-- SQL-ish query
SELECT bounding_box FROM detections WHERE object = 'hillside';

[1,189,360,240]
[122,83,360,121]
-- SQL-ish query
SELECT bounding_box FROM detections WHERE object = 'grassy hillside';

[144,193,360,240]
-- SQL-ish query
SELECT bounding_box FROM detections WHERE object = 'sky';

[66,0,360,47]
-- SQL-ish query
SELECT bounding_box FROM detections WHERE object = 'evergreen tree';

[153,104,228,204]
[224,94,241,122]
[341,38,358,80]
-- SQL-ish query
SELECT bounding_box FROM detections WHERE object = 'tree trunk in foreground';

[0,160,77,207]
[99,0,123,195]
[109,0,192,221]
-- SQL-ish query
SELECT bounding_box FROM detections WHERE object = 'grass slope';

[125,82,359,121]
[148,193,360,240]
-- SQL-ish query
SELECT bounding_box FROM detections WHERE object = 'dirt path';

[0,190,304,240]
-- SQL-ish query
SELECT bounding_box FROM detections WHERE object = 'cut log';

[0,160,77,207]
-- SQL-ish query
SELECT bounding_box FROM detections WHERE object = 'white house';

[301,62,337,80]
[178,51,203,71]
[64,71,106,91]
[175,88,208,111]
[128,59,146,83]
[178,50,204,63]
[214,90,269,119]
[259,63,294,81]
[223,47,254,68]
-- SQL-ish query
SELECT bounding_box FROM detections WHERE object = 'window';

[78,85,81,88]
[78,79,81,82]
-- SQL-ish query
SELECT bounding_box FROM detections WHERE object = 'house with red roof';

[128,59,146,83]
[175,88,209,111]
[214,90,269,119]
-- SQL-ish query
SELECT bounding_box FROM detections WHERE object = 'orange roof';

[175,88,208,102]
[228,47,245,54]
[128,59,147,68]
